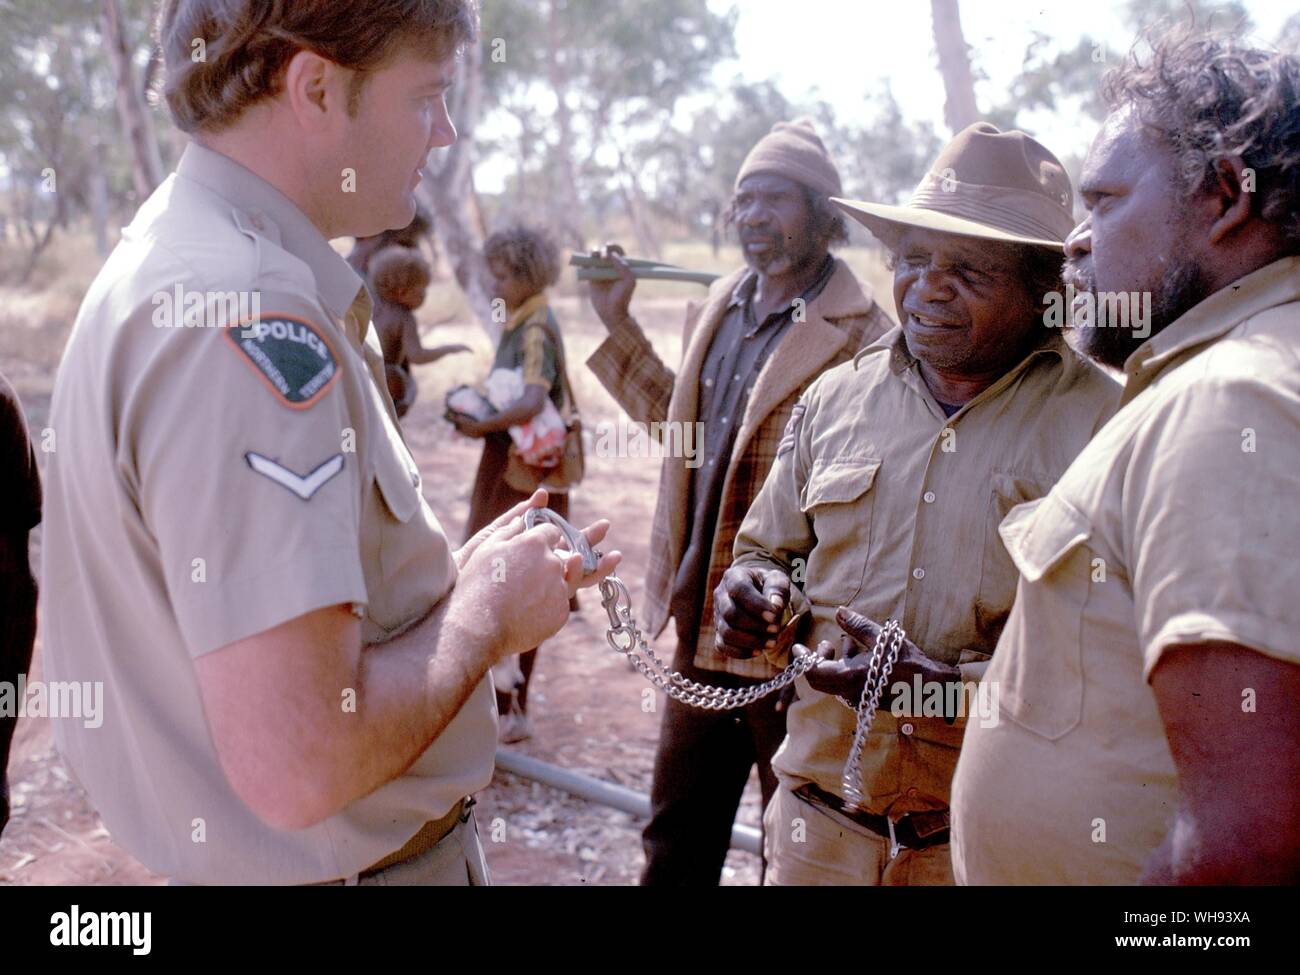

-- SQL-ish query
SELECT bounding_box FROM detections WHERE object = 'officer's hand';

[561,519,621,596]
[455,490,549,570]
[586,243,638,331]
[454,502,621,661]
[714,565,791,659]
[803,606,954,708]
[455,516,571,660]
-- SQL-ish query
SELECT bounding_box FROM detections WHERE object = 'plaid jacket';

[586,258,894,676]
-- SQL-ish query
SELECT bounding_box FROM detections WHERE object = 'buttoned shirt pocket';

[996,492,1092,739]
[974,471,1052,644]
[799,456,881,605]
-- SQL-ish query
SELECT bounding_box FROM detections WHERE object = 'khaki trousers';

[762,782,953,886]
[167,811,491,886]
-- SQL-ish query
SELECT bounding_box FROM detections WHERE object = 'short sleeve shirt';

[951,257,1300,884]
[493,304,562,408]
[40,143,495,884]
[732,327,1120,815]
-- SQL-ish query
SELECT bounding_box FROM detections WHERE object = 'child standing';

[369,245,469,417]
[449,226,581,742]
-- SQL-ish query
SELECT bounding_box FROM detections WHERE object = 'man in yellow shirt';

[952,29,1300,885]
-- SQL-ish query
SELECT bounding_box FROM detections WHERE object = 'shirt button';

[721,416,729,424]
[923,491,936,504]
[907,787,919,798]
[707,459,715,467]
[733,373,741,382]
[704,378,713,388]
[912,568,925,580]
[901,722,915,736]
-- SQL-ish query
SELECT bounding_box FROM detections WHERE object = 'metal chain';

[520,508,906,808]
[840,619,904,808]
[596,576,823,710]
[598,575,904,808]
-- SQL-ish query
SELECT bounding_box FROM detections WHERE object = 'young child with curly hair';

[449,225,580,742]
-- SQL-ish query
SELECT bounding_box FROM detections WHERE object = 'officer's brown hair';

[157,0,479,134]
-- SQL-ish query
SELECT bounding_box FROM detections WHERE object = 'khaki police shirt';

[952,257,1300,884]
[40,142,496,884]
[732,326,1119,816]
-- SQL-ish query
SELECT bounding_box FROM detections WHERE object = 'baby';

[368,245,469,417]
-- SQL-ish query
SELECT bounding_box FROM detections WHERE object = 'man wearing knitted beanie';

[587,118,893,884]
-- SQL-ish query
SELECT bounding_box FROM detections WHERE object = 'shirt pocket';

[974,470,1053,642]
[996,492,1092,740]
[372,431,422,578]
[799,457,881,605]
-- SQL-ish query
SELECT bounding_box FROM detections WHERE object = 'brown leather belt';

[794,783,949,852]
[358,797,471,878]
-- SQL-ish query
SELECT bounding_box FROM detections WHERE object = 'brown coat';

[586,257,894,677]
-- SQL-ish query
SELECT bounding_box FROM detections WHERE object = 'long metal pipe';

[495,748,763,856]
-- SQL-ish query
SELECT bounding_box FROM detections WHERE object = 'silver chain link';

[520,508,906,808]
[598,575,904,809]
[839,619,904,808]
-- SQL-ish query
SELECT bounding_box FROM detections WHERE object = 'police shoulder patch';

[225,313,340,409]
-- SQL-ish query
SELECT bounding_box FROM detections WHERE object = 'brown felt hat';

[833,122,1075,251]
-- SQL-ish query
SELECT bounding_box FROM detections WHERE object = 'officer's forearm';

[200,601,495,832]
[318,601,494,821]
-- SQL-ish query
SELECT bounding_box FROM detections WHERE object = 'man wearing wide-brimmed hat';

[715,122,1121,884]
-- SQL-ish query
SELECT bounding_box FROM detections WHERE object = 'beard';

[1063,257,1212,370]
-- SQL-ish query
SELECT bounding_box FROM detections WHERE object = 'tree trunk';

[546,0,585,249]
[102,0,164,199]
[615,149,661,259]
[141,42,176,170]
[419,35,497,342]
[930,0,980,135]
[88,145,111,256]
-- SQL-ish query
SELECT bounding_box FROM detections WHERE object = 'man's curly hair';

[483,225,562,293]
[1103,27,1300,247]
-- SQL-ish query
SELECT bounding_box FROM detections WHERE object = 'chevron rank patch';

[245,452,344,501]
[777,401,806,458]
[225,313,339,409]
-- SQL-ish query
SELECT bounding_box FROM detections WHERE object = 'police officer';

[40,0,618,885]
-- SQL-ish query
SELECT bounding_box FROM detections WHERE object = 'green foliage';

[987,0,1258,133]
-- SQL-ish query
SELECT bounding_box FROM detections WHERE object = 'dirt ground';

[0,284,797,886]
